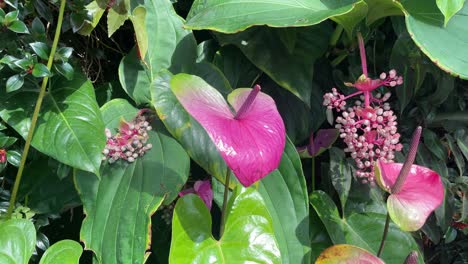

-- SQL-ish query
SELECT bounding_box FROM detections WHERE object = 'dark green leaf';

[29,42,50,60]
[55,47,73,62]
[54,62,74,80]
[8,20,29,34]
[6,74,24,93]
[329,147,352,212]
[0,74,106,174]
[32,63,51,77]
[0,134,16,148]
[31,17,46,39]
[446,134,465,176]
[0,219,36,264]
[217,24,331,106]
[75,99,189,263]
[170,187,280,263]
[331,0,367,38]
[423,129,447,161]
[6,150,20,167]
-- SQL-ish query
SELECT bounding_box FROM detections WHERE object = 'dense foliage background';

[0,0,467,263]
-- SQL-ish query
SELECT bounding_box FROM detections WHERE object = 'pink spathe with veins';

[323,33,403,183]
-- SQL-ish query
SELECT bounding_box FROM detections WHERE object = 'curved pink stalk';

[357,32,368,77]
[171,74,286,187]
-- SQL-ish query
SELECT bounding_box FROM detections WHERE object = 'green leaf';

[32,63,51,77]
[107,8,128,37]
[331,0,368,38]
[152,71,230,185]
[6,150,20,166]
[4,11,18,24]
[0,135,17,148]
[455,129,468,160]
[39,240,83,264]
[54,62,74,80]
[217,24,331,106]
[446,134,465,176]
[78,1,106,36]
[118,0,197,105]
[29,42,50,60]
[55,47,73,62]
[423,129,447,161]
[0,74,106,174]
[402,0,468,79]
[31,17,46,39]
[310,191,423,264]
[6,74,24,93]
[8,20,29,34]
[436,0,465,26]
[130,6,148,60]
[186,0,361,33]
[18,158,80,214]
[366,0,404,25]
[329,147,351,212]
[75,99,189,263]
[170,187,281,263]
[0,219,36,264]
[257,138,311,263]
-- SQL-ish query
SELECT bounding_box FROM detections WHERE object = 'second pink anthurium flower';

[170,74,286,187]
[375,160,444,231]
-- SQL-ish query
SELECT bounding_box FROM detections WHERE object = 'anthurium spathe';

[375,160,444,231]
[179,180,213,210]
[316,244,384,264]
[170,74,286,187]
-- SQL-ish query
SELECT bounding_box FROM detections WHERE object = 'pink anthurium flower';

[316,244,384,264]
[171,74,286,187]
[297,129,339,158]
[375,160,444,232]
[179,180,213,209]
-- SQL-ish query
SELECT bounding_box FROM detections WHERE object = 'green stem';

[220,170,231,237]
[329,25,343,47]
[5,0,67,219]
[311,157,316,191]
[377,213,390,257]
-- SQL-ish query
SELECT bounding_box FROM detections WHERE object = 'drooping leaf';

[331,0,368,38]
[6,74,24,93]
[186,0,361,33]
[310,191,423,264]
[436,0,465,26]
[130,6,148,60]
[375,160,444,231]
[170,187,281,263]
[39,240,83,264]
[32,63,51,78]
[402,0,468,79]
[75,99,189,263]
[217,25,331,106]
[170,73,286,187]
[29,42,50,60]
[0,219,36,264]
[365,0,404,25]
[316,244,384,264]
[0,74,106,174]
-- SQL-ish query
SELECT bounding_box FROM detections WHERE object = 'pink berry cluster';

[102,114,153,164]
[323,69,403,183]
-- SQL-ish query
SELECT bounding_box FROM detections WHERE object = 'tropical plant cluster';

[0,0,467,263]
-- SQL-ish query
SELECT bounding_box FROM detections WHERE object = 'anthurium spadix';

[375,160,444,231]
[170,74,286,187]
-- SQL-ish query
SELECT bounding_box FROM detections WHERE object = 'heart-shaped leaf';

[375,160,444,231]
[436,0,465,26]
[39,240,83,264]
[0,219,36,264]
[170,73,285,187]
[170,187,281,263]
[75,99,189,263]
[316,244,384,264]
[186,0,361,33]
[0,74,106,174]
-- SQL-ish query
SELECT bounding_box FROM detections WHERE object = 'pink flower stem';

[357,32,368,77]
[341,91,363,101]
[235,84,261,120]
[364,92,370,107]
[391,126,422,194]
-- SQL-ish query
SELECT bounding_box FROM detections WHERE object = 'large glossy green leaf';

[118,0,197,105]
[152,71,232,185]
[186,0,360,33]
[257,138,310,263]
[402,0,468,79]
[0,219,36,264]
[331,0,367,38]
[436,0,465,26]
[170,187,281,263]
[39,240,83,264]
[216,24,331,106]
[310,191,423,264]
[75,99,190,263]
[0,74,105,174]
